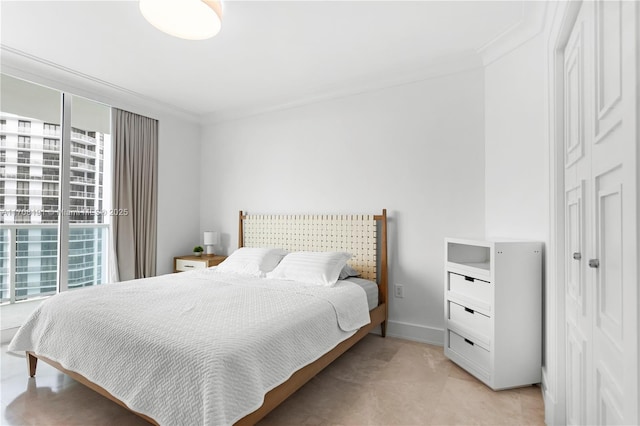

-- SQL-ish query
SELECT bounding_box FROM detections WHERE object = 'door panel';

[565,182,585,316]
[565,22,585,167]
[564,4,593,424]
[567,324,587,425]
[594,166,623,348]
[594,0,622,141]
[562,0,638,424]
[596,365,625,424]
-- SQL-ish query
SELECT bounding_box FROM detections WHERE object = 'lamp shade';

[139,0,223,40]
[203,231,219,246]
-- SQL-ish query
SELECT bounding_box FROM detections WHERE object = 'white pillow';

[266,251,352,287]
[216,247,287,277]
[339,264,360,280]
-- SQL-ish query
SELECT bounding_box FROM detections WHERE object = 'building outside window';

[17,181,29,195]
[17,120,31,132]
[43,138,59,151]
[17,135,30,148]
[1,74,112,303]
[43,123,60,136]
[17,166,29,180]
[43,182,58,196]
[17,150,30,164]
[43,167,58,182]
[43,153,58,166]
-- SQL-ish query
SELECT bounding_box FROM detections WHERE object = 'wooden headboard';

[238,209,388,305]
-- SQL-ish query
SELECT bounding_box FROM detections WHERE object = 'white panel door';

[564,5,593,423]
[563,1,638,425]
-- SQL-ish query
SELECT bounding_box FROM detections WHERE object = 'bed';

[9,210,388,425]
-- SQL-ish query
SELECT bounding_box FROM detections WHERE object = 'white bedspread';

[8,269,371,425]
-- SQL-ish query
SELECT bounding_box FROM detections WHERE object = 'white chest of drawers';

[444,238,542,390]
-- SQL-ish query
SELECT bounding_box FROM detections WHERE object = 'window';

[18,120,31,132]
[42,197,58,223]
[1,74,112,303]
[43,167,58,181]
[17,166,29,180]
[43,182,58,196]
[17,150,30,164]
[44,138,59,151]
[43,152,59,166]
[17,181,29,195]
[16,196,29,210]
[43,123,60,136]
[17,135,30,148]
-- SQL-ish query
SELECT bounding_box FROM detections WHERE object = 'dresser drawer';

[448,301,491,338]
[175,259,207,271]
[448,272,491,307]
[448,330,490,372]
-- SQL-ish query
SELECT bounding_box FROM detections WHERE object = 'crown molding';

[200,52,484,125]
[2,1,550,126]
[476,1,549,67]
[0,45,199,124]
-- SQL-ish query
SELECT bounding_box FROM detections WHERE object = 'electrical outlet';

[395,284,404,298]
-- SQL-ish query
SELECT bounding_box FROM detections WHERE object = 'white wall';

[200,68,486,344]
[483,30,552,417]
[484,33,549,241]
[155,114,201,275]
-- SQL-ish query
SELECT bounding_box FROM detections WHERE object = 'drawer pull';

[464,276,474,282]
[184,265,194,268]
[464,338,475,346]
[464,307,475,314]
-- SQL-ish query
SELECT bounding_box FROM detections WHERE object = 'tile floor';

[1,335,545,425]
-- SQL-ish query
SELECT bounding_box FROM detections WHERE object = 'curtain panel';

[111,108,158,281]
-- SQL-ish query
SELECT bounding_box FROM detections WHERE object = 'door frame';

[546,1,582,424]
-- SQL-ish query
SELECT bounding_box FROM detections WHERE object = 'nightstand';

[173,255,226,272]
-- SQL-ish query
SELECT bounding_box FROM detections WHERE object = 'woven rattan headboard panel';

[240,213,378,281]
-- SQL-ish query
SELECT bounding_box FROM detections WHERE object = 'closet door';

[564,1,638,424]
[564,3,593,423]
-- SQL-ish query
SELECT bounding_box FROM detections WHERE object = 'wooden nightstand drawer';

[174,255,226,272]
[175,259,207,271]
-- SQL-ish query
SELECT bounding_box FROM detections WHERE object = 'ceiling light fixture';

[139,0,223,40]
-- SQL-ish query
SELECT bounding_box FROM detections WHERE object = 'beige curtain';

[111,108,158,281]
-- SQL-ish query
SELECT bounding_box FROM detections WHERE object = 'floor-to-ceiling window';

[0,74,111,303]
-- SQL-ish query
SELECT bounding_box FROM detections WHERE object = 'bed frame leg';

[381,321,387,338]
[27,352,38,377]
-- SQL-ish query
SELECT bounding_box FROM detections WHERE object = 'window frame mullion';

[57,93,71,293]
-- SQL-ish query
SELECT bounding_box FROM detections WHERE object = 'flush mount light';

[139,0,223,40]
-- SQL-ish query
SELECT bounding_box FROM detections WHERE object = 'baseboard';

[385,320,444,346]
